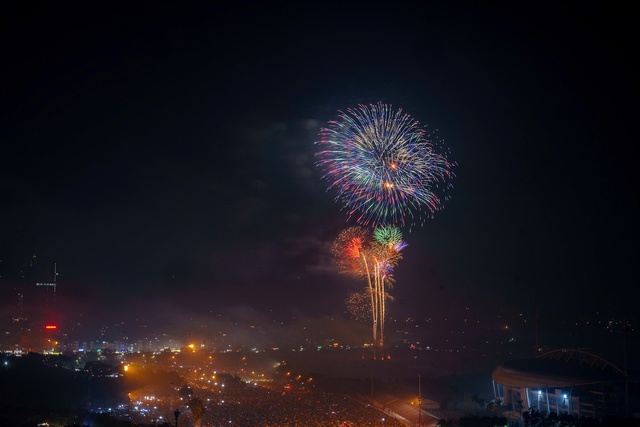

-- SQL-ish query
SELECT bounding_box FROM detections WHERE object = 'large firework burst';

[316,102,454,228]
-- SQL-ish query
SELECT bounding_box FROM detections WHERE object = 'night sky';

[1,3,638,341]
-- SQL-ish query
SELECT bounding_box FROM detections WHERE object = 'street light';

[417,374,423,426]
[174,409,181,427]
[123,364,131,418]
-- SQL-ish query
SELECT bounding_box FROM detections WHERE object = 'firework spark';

[334,226,406,357]
[316,102,454,228]
[345,290,370,322]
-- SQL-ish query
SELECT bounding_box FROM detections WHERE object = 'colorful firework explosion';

[333,225,406,356]
[316,102,454,228]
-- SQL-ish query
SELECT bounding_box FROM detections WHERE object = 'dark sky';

[1,2,638,333]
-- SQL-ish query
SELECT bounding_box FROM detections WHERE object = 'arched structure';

[491,349,629,420]
[537,348,626,376]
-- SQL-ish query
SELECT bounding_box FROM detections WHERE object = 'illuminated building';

[491,348,634,420]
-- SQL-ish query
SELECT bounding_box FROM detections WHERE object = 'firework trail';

[370,225,405,349]
[316,102,454,228]
[334,226,405,357]
[333,227,379,345]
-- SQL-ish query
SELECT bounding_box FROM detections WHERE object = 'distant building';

[1,255,61,352]
[492,348,635,420]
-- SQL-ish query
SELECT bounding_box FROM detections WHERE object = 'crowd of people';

[192,382,408,427]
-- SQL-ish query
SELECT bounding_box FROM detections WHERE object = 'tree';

[189,397,206,427]
[522,408,544,427]
[470,394,485,409]
[486,397,504,413]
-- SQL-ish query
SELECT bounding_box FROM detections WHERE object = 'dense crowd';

[194,383,407,427]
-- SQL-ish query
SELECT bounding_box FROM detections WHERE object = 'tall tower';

[36,262,58,309]
[34,257,60,353]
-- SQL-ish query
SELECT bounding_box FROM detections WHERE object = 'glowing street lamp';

[417,374,423,426]
[123,363,132,417]
[174,409,181,427]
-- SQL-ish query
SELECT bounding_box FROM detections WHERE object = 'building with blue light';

[491,349,635,420]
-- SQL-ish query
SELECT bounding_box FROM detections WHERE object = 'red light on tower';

[45,325,57,330]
